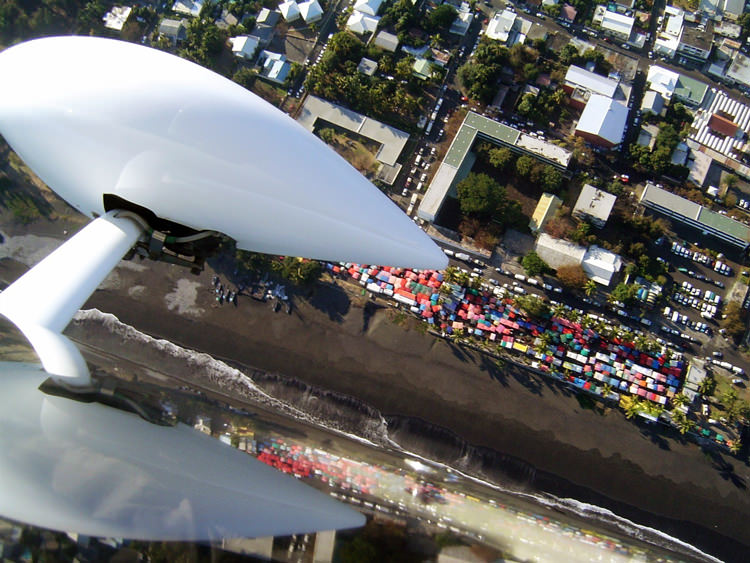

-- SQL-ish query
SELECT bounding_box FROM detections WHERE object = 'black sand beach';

[71,259,750,562]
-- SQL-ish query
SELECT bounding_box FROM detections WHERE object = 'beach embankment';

[73,261,750,562]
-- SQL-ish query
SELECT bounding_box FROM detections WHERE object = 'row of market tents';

[325,262,686,406]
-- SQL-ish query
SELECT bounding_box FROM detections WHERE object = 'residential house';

[250,24,275,48]
[257,7,280,27]
[299,0,323,23]
[560,3,576,23]
[593,5,634,40]
[374,30,399,52]
[346,11,379,34]
[172,0,203,17]
[572,184,616,228]
[640,90,664,115]
[258,51,291,84]
[102,6,131,31]
[357,57,378,76]
[677,25,713,61]
[413,58,433,80]
[229,35,260,60]
[353,0,382,16]
[279,0,301,22]
[158,18,187,45]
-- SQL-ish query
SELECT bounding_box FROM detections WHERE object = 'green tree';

[515,294,550,319]
[610,283,639,306]
[517,93,536,117]
[671,409,695,435]
[318,127,336,144]
[729,438,743,454]
[426,4,457,33]
[698,374,717,397]
[722,301,748,341]
[516,155,535,177]
[540,165,563,193]
[522,251,550,277]
[455,173,503,216]
[557,264,588,290]
[395,55,415,81]
[489,147,514,171]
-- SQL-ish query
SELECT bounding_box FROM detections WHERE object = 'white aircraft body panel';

[0,363,365,540]
[0,36,447,270]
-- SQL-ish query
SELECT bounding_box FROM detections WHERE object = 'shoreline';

[75,261,750,562]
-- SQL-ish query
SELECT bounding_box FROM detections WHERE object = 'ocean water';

[70,308,724,562]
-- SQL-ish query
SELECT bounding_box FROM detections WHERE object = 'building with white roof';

[485,9,518,44]
[593,6,634,40]
[346,11,379,34]
[353,0,382,16]
[641,90,664,115]
[646,65,679,100]
[535,234,586,270]
[279,0,301,21]
[102,6,131,31]
[258,51,291,84]
[574,95,628,148]
[374,30,399,52]
[562,65,626,109]
[723,0,744,19]
[534,235,621,285]
[297,96,409,166]
[229,35,260,60]
[573,184,616,228]
[582,246,622,286]
[450,9,473,36]
[654,6,683,58]
[173,0,203,17]
[299,0,323,22]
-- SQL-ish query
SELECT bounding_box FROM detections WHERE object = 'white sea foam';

[73,308,390,449]
[72,308,723,563]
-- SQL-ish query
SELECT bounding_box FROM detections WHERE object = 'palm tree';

[620,395,641,419]
[671,410,695,435]
[601,383,613,399]
[540,331,555,347]
[552,304,566,319]
[671,393,689,409]
[729,439,743,454]
[634,334,649,351]
[567,308,581,323]
[698,374,716,397]
[584,280,597,296]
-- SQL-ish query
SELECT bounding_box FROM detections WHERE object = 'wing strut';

[0,211,144,385]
